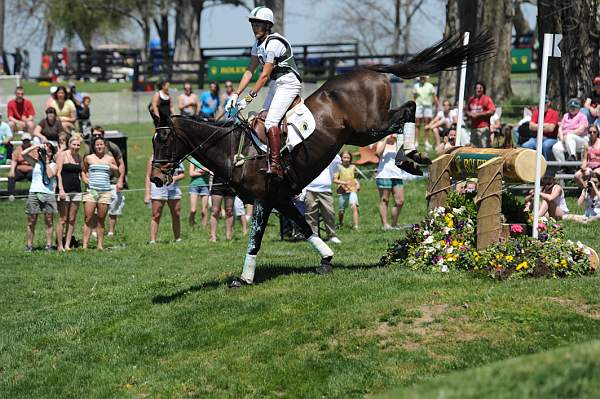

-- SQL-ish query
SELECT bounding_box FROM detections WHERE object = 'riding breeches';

[263,74,302,130]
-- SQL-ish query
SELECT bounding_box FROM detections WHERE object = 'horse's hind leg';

[275,199,334,274]
[231,200,272,287]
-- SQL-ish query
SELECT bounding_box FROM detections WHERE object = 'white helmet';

[248,6,274,26]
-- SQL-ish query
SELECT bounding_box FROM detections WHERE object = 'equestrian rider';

[225,6,302,179]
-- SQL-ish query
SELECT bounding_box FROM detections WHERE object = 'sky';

[4,0,537,77]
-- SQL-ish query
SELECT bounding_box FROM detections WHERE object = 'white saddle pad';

[250,101,316,153]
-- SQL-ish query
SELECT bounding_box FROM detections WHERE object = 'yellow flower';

[446,213,454,219]
[447,220,454,228]
[505,255,514,262]
[452,240,459,247]
[516,261,528,270]
[560,259,567,268]
[495,254,503,260]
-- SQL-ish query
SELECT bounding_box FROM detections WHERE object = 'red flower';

[510,224,524,234]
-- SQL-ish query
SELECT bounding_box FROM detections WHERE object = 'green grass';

[2,122,600,398]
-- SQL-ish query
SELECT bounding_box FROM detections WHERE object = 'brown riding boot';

[266,126,284,179]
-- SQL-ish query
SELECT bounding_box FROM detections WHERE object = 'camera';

[38,146,47,159]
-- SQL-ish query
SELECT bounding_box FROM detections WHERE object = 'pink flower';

[538,223,547,231]
[510,224,524,234]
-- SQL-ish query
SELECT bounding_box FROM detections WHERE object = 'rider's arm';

[235,56,260,96]
[249,63,273,95]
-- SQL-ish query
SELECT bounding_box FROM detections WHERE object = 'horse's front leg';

[275,199,334,274]
[345,101,416,146]
[229,200,272,288]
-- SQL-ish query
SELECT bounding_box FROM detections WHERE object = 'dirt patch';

[546,296,600,320]
[412,304,449,335]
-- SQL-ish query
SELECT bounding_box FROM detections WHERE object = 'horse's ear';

[148,103,161,127]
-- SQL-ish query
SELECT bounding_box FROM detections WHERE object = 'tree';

[538,0,600,111]
[438,0,514,103]
[320,0,428,56]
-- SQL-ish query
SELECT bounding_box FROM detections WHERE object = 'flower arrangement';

[380,192,595,279]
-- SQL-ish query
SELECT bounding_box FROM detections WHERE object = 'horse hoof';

[406,150,432,165]
[316,257,333,275]
[396,160,423,176]
[229,278,251,289]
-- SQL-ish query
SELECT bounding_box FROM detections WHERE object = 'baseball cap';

[50,86,58,94]
[21,133,32,140]
[568,98,581,109]
[594,76,600,85]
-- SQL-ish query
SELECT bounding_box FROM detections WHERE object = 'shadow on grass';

[152,262,382,304]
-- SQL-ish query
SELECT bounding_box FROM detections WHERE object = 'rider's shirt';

[251,33,301,82]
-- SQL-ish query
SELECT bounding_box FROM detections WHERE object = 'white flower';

[423,236,434,244]
[440,264,449,273]
[423,230,431,237]
[446,247,454,254]
[453,207,463,215]
[434,206,446,216]
[443,227,453,234]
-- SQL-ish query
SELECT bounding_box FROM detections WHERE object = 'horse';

[151,33,494,287]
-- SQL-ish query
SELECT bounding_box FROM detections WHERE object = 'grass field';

[2,122,600,398]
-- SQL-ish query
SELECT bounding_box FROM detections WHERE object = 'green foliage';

[500,95,536,119]
[47,0,129,49]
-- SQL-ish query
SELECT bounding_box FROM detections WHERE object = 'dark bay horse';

[151,33,494,287]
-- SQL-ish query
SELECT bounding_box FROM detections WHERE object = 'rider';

[225,6,302,179]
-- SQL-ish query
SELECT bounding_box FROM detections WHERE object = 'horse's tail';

[365,32,495,79]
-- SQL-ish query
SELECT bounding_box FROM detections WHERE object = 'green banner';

[511,48,532,73]
[207,59,261,82]
[454,153,498,176]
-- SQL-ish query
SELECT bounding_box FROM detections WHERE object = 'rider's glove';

[225,93,239,113]
[237,98,248,111]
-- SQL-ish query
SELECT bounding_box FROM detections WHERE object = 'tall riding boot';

[266,126,284,179]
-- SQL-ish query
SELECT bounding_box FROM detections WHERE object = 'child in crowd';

[524,176,569,220]
[334,150,360,229]
[562,178,600,224]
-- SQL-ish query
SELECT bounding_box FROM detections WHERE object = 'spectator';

[22,142,58,251]
[50,86,77,133]
[89,126,125,237]
[552,99,589,163]
[333,150,360,230]
[178,81,199,117]
[218,80,235,119]
[7,132,33,201]
[7,86,35,134]
[77,95,92,136]
[82,137,119,250]
[200,81,220,119]
[436,124,457,155]
[524,175,569,220]
[188,158,211,228]
[575,178,600,223]
[574,125,600,188]
[144,155,184,244]
[466,82,496,148]
[67,82,83,109]
[412,75,438,150]
[374,134,404,230]
[581,76,600,124]
[45,86,57,110]
[57,131,70,152]
[0,112,13,164]
[234,197,249,235]
[425,99,457,148]
[32,107,65,144]
[304,155,342,243]
[55,135,82,251]
[150,79,174,128]
[521,97,559,160]
[210,176,236,241]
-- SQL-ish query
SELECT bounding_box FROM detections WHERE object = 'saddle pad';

[284,103,316,152]
[249,102,316,153]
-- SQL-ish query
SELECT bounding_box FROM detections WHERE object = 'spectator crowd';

[6,74,600,250]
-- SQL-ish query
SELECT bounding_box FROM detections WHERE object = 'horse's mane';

[171,114,237,130]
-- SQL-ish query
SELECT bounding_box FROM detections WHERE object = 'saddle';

[249,95,303,147]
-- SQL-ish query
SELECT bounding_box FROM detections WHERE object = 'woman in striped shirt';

[82,137,119,249]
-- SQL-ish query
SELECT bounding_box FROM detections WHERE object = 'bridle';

[152,114,252,178]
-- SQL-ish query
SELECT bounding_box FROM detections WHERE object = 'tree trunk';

[154,0,173,76]
[255,0,284,34]
[438,0,460,103]
[474,0,514,102]
[538,0,600,112]
[174,0,203,62]
[513,0,531,37]
[392,0,400,55]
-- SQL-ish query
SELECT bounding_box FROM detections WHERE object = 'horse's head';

[151,125,178,187]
